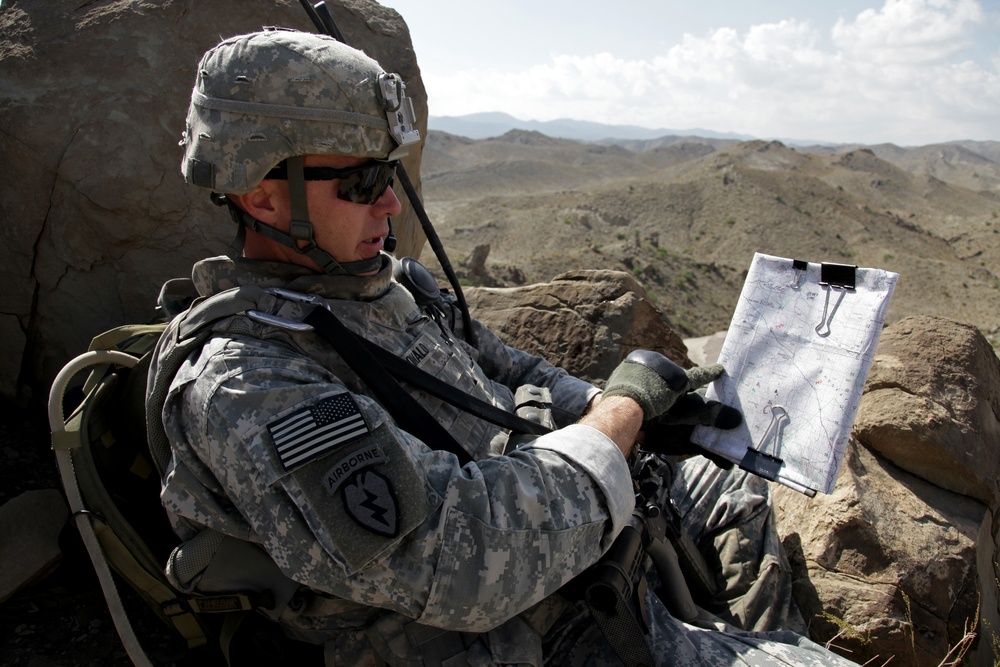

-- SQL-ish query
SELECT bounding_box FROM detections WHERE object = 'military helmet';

[180,28,419,195]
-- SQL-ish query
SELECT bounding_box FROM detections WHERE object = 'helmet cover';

[181,29,419,194]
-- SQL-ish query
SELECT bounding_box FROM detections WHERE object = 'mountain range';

[429,112,877,147]
[429,112,759,144]
[416,127,1000,345]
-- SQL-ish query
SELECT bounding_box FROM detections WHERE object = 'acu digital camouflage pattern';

[153,256,628,643]
[151,253,857,665]
[544,458,859,667]
[181,30,417,195]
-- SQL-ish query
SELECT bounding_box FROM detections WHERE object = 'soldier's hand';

[643,392,742,469]
[602,350,725,421]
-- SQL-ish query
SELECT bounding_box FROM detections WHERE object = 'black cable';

[304,306,473,466]
[396,166,477,346]
[297,0,325,33]
[313,2,347,42]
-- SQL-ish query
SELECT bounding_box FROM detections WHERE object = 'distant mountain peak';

[496,129,563,146]
[429,112,755,143]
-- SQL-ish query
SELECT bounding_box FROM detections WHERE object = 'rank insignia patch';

[343,470,399,537]
[267,394,369,470]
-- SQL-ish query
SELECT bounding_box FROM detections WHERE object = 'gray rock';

[0,489,68,603]
[464,269,691,384]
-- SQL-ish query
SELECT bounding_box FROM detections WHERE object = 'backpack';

[47,324,211,665]
[49,309,335,666]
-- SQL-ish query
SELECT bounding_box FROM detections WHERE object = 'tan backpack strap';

[81,324,167,396]
[48,350,187,666]
[144,329,215,479]
[89,323,168,353]
[91,518,208,646]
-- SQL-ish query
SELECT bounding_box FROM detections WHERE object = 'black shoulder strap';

[353,338,554,437]
[303,306,476,466]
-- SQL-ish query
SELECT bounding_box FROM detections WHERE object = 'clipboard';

[691,253,898,495]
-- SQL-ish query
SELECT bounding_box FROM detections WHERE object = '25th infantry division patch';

[342,470,399,537]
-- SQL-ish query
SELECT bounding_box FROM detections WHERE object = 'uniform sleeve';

[464,316,601,423]
[163,335,633,633]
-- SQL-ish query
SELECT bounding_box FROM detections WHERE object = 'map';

[691,253,898,495]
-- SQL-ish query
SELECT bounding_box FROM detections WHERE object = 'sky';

[382,0,1000,146]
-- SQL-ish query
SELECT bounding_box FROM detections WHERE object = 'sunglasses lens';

[337,161,397,205]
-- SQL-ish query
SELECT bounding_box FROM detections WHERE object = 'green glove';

[603,350,725,421]
[644,392,743,469]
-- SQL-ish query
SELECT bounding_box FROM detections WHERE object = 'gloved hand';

[602,350,725,421]
[643,392,743,469]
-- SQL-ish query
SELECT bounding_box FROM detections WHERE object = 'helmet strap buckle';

[289,219,314,243]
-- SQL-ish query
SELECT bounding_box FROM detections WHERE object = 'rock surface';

[775,443,990,667]
[0,490,67,604]
[0,0,428,404]
[854,316,1000,510]
[464,269,691,384]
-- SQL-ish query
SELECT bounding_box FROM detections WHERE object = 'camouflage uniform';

[152,254,857,666]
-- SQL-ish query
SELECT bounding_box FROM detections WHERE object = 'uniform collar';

[191,254,394,302]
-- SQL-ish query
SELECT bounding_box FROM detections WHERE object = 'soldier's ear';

[230,180,288,225]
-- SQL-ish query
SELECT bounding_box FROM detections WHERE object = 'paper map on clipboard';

[691,253,898,496]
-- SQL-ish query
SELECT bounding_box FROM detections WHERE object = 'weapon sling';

[302,306,473,465]
[302,305,562,468]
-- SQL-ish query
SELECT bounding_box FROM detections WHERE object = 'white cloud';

[832,0,985,64]
[424,0,998,144]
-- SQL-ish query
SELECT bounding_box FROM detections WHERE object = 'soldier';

[149,28,858,666]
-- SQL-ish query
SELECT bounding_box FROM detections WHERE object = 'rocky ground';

[420,132,1000,346]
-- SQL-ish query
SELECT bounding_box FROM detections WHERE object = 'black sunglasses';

[265,159,398,205]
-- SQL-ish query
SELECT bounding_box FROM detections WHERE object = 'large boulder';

[775,315,1000,667]
[853,316,1000,510]
[464,270,691,384]
[775,442,991,667]
[0,0,427,404]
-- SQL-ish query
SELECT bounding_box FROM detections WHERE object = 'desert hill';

[420,130,1000,343]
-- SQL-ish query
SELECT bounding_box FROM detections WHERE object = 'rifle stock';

[586,452,719,633]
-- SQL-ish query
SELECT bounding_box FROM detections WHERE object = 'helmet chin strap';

[217,155,384,276]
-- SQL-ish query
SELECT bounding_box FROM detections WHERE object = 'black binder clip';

[738,403,788,482]
[819,262,857,290]
[740,448,784,481]
[813,262,858,337]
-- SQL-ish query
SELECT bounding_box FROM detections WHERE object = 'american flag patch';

[267,394,370,470]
